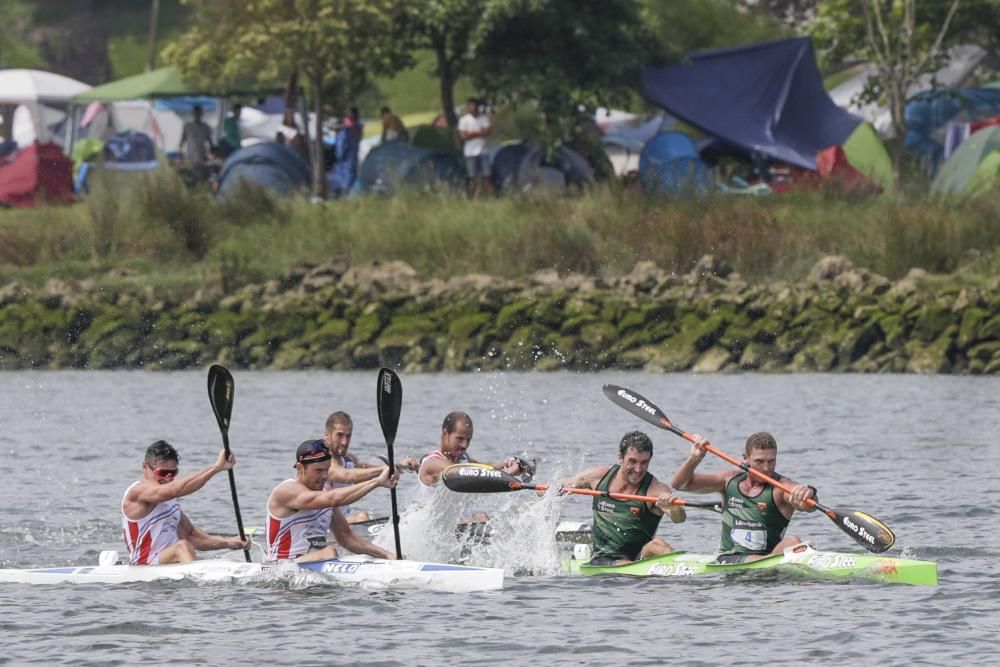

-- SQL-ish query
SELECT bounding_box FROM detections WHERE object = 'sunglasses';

[149,465,179,479]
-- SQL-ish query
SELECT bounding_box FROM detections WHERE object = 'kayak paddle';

[442,463,722,512]
[602,384,896,553]
[377,367,404,560]
[207,364,250,562]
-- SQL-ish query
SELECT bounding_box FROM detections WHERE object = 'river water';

[0,371,996,665]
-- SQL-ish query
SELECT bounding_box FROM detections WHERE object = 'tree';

[643,0,790,62]
[398,0,485,128]
[468,0,656,146]
[164,0,407,198]
[146,0,161,72]
[0,0,39,68]
[811,0,999,179]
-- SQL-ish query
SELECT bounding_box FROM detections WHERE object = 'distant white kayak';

[0,552,504,593]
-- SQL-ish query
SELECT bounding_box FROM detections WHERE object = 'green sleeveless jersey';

[720,471,790,554]
[591,465,662,560]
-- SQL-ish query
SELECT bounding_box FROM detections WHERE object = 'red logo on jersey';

[629,507,641,518]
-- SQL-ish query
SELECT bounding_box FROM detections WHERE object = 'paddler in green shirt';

[559,431,686,566]
[671,431,816,563]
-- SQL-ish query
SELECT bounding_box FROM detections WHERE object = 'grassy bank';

[2,171,999,295]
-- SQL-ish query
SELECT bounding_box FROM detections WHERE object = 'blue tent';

[642,38,861,170]
[638,132,711,195]
[216,141,310,199]
[490,143,594,194]
[102,130,159,171]
[905,87,1000,168]
[359,141,464,195]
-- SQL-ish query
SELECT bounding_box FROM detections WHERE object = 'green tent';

[968,148,1000,195]
[71,67,282,103]
[842,121,894,191]
[71,67,206,103]
[932,125,1000,195]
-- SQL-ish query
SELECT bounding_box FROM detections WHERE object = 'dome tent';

[490,143,594,195]
[638,132,711,195]
[0,142,74,207]
[932,125,1000,195]
[359,141,464,195]
[216,141,311,199]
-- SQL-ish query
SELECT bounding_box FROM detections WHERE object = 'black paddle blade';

[442,464,523,493]
[602,384,680,435]
[376,368,402,448]
[207,364,235,435]
[825,506,896,553]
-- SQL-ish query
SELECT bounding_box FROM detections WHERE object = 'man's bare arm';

[671,438,730,494]
[179,513,245,551]
[127,451,231,509]
[559,465,612,491]
[330,512,395,559]
[279,469,392,512]
[418,456,448,486]
[328,458,385,484]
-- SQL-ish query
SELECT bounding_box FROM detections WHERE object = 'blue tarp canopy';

[641,38,862,170]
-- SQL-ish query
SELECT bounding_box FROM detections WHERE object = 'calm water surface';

[0,371,996,665]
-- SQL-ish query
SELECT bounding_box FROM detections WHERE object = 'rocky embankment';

[1,256,998,373]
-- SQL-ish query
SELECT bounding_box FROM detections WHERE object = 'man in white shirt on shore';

[458,98,492,198]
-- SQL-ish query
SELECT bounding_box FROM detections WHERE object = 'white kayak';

[0,552,504,593]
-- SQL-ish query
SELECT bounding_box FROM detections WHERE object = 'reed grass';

[1,169,998,294]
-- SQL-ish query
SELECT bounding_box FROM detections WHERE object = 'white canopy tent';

[0,69,91,146]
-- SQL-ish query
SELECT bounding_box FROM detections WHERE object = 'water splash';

[372,485,569,576]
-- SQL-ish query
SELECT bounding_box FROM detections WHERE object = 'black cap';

[295,439,332,467]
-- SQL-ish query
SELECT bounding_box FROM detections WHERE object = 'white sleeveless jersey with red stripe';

[265,479,333,560]
[417,450,468,498]
[121,482,182,565]
[323,455,355,516]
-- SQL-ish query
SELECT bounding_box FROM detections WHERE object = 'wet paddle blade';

[376,367,404,560]
[377,368,402,449]
[602,384,683,436]
[442,464,527,493]
[206,364,248,562]
[825,506,896,553]
[207,364,234,438]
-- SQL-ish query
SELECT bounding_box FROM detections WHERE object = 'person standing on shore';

[458,98,492,198]
[179,104,213,167]
[380,106,408,143]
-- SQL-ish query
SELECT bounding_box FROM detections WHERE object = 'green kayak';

[565,543,937,586]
